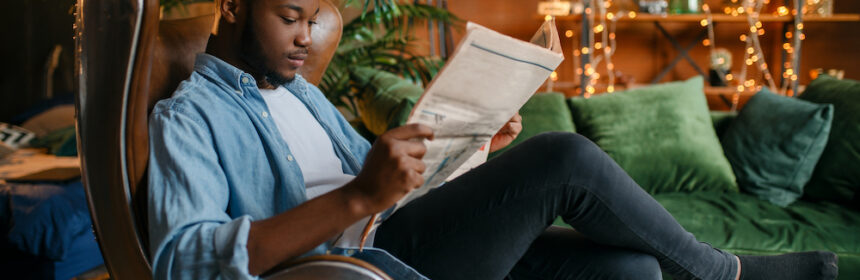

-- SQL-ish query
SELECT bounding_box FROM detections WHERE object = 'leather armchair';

[74,0,388,278]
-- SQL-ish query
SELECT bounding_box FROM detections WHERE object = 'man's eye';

[309,20,318,25]
[281,17,296,24]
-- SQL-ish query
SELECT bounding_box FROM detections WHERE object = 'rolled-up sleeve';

[147,104,256,279]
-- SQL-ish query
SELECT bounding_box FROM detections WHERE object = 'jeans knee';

[526,132,604,171]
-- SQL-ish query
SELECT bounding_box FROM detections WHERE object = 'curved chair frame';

[74,0,388,278]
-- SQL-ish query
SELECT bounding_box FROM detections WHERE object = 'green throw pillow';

[721,88,833,207]
[798,75,860,207]
[568,76,738,194]
[350,67,423,136]
[489,92,576,158]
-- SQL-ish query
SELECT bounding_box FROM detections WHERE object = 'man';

[147,0,839,279]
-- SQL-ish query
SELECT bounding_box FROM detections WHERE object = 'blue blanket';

[1,181,92,260]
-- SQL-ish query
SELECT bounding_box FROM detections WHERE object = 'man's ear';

[219,0,243,24]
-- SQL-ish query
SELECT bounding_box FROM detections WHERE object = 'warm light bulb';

[747,48,755,54]
[702,4,710,12]
[740,34,748,41]
[607,85,615,93]
[700,19,709,27]
[726,74,734,80]
[607,13,615,20]
[595,42,603,49]
[702,39,711,46]
[628,11,637,18]
[799,33,806,40]
[594,24,605,33]
[550,71,559,81]
[609,33,616,40]
[777,6,789,16]
[607,63,615,70]
[746,59,754,65]
[565,30,574,38]
[755,21,762,29]
[737,85,745,92]
[797,23,804,30]
[545,15,553,21]
[783,43,791,49]
[758,29,765,36]
[582,47,590,54]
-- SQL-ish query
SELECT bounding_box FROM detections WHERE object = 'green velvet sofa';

[352,68,860,279]
[512,77,860,280]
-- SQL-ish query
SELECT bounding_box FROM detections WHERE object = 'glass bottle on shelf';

[669,0,702,14]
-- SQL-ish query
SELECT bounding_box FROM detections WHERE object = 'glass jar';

[804,0,834,17]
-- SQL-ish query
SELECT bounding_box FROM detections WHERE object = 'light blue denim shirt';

[148,54,424,279]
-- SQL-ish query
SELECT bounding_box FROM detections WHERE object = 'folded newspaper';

[394,20,565,211]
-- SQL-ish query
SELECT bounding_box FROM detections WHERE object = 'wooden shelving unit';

[549,6,859,99]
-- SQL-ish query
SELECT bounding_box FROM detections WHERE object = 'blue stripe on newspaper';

[469,43,553,72]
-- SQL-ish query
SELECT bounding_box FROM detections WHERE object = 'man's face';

[240,0,319,86]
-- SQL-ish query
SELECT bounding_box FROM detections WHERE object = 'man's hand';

[489,113,523,153]
[344,124,435,215]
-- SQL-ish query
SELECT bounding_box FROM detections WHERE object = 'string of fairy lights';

[545,0,807,108]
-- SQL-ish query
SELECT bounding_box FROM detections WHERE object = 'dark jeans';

[376,132,738,280]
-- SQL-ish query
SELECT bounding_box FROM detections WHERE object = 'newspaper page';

[392,21,564,211]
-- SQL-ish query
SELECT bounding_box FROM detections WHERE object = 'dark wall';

[0,0,76,123]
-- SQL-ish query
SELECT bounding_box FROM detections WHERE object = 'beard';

[239,13,294,86]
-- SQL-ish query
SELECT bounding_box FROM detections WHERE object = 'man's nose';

[296,25,312,47]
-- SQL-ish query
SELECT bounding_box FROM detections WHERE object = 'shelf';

[551,13,860,23]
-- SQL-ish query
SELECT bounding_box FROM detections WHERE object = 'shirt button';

[287,155,294,161]
[261,111,269,118]
[241,76,250,84]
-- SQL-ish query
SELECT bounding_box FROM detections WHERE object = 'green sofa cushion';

[350,67,423,136]
[721,88,834,207]
[798,75,860,208]
[654,191,860,280]
[567,76,738,194]
[489,92,576,158]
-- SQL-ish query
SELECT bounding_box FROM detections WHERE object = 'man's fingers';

[509,122,522,134]
[402,157,426,174]
[511,113,522,123]
[387,123,435,141]
[402,140,428,158]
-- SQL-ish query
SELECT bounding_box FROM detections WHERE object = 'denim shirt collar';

[193,53,312,99]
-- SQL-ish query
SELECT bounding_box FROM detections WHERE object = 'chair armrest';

[262,255,392,280]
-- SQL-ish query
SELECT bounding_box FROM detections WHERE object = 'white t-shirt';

[260,86,373,247]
